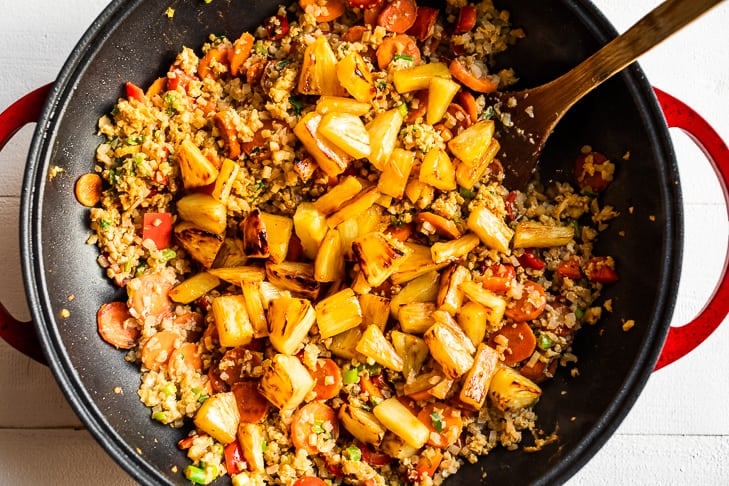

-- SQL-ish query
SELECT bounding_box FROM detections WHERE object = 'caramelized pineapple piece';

[327,327,366,361]
[437,264,472,314]
[392,62,451,93]
[424,311,475,379]
[241,209,269,259]
[268,297,316,355]
[314,176,364,215]
[352,231,411,287]
[448,120,496,167]
[265,261,320,300]
[294,202,329,260]
[298,35,345,96]
[458,301,489,346]
[326,186,381,229]
[315,288,363,339]
[260,353,315,411]
[260,212,293,264]
[455,139,500,189]
[459,281,507,332]
[390,330,429,378]
[316,95,371,116]
[339,404,386,447]
[430,233,480,264]
[177,193,227,235]
[489,366,542,411]
[318,112,371,159]
[177,139,219,188]
[373,398,430,449]
[211,157,240,203]
[174,221,224,269]
[194,392,240,444]
[512,221,574,248]
[212,295,254,348]
[467,205,514,253]
[459,343,500,410]
[238,423,266,472]
[337,51,375,102]
[212,237,248,268]
[427,77,461,125]
[391,243,448,284]
[208,265,266,285]
[294,112,353,178]
[356,324,404,372]
[241,279,268,338]
[390,270,440,319]
[314,227,346,282]
[419,148,457,191]
[377,148,415,199]
[359,293,391,331]
[169,272,221,304]
[397,302,436,334]
[367,108,404,171]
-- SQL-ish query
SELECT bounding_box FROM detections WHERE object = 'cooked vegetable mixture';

[77,0,619,484]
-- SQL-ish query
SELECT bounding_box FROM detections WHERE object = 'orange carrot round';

[97,301,139,349]
[490,321,537,366]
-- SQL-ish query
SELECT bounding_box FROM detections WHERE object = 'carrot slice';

[127,271,175,322]
[291,402,340,454]
[217,345,265,387]
[231,380,270,423]
[229,32,255,77]
[376,34,421,69]
[405,90,428,123]
[414,448,443,480]
[556,257,582,280]
[415,211,461,239]
[141,330,181,371]
[385,222,413,242]
[456,90,479,124]
[449,58,499,93]
[416,403,463,448]
[167,342,203,377]
[377,0,418,33]
[299,0,346,22]
[74,173,103,207]
[504,281,547,322]
[406,6,439,41]
[293,477,327,486]
[308,358,343,400]
[97,301,139,349]
[213,111,241,160]
[198,44,231,79]
[481,263,516,294]
[520,358,558,384]
[341,25,367,43]
[145,77,168,98]
[490,321,537,366]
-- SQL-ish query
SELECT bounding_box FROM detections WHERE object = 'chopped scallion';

[537,333,554,350]
[393,53,414,62]
[574,308,584,319]
[342,366,360,385]
[185,465,207,485]
[344,445,362,461]
[430,411,444,432]
[160,248,177,263]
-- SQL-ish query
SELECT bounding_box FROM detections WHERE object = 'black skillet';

[1,0,728,484]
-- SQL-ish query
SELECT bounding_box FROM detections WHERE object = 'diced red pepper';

[481,263,516,294]
[224,441,247,475]
[177,436,195,450]
[361,444,391,466]
[505,191,518,221]
[518,250,545,271]
[556,258,582,280]
[574,151,612,193]
[142,212,173,250]
[454,5,477,34]
[125,82,145,102]
[264,15,290,41]
[585,256,619,283]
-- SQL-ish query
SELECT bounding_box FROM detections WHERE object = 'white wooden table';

[1,1,728,484]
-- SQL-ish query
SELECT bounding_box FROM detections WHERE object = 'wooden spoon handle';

[557,0,725,107]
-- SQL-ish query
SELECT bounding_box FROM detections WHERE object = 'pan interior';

[21,0,682,484]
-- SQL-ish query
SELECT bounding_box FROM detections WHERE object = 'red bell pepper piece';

[142,212,173,250]
[585,256,619,283]
[454,5,477,34]
[518,250,545,271]
[224,441,246,475]
[556,258,582,280]
[125,82,145,102]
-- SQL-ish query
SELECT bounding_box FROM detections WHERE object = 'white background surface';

[1,0,728,484]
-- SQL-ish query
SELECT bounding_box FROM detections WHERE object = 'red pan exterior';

[19,1,682,484]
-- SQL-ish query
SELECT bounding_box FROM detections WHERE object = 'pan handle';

[653,87,729,370]
[0,83,53,365]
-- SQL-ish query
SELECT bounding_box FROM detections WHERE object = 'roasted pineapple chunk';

[397,302,436,334]
[169,272,221,304]
[314,227,346,282]
[404,178,435,209]
[430,233,480,264]
[458,301,489,346]
[326,186,381,229]
[448,119,496,167]
[268,297,316,355]
[315,288,363,339]
[260,353,315,411]
[259,281,292,309]
[437,264,472,314]
[459,281,506,332]
[265,261,320,300]
[261,212,294,264]
[424,312,475,379]
[367,108,404,171]
[391,243,448,284]
[512,221,574,248]
[241,209,269,259]
[327,327,366,360]
[459,343,500,410]
[177,139,219,189]
[392,62,451,93]
[294,202,329,260]
[373,398,430,449]
[352,231,411,287]
[238,423,266,472]
[358,293,391,331]
[314,176,364,215]
[419,148,457,191]
[318,112,371,159]
[174,221,224,269]
[427,77,461,125]
[212,237,248,268]
[316,95,371,116]
[212,295,254,348]
[380,432,418,460]
[390,270,440,319]
[207,265,266,285]
[339,404,386,447]
[488,366,542,411]
[390,330,429,379]
[337,51,375,102]
[211,157,240,203]
[177,193,227,235]
[194,391,240,444]
[294,112,353,178]
[241,279,268,338]
[377,148,415,199]
[356,324,404,372]
[455,139,500,189]
[298,35,345,96]
[467,205,514,253]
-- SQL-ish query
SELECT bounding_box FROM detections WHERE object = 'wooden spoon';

[491,0,726,189]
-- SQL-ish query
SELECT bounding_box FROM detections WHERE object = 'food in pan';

[76,0,619,483]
